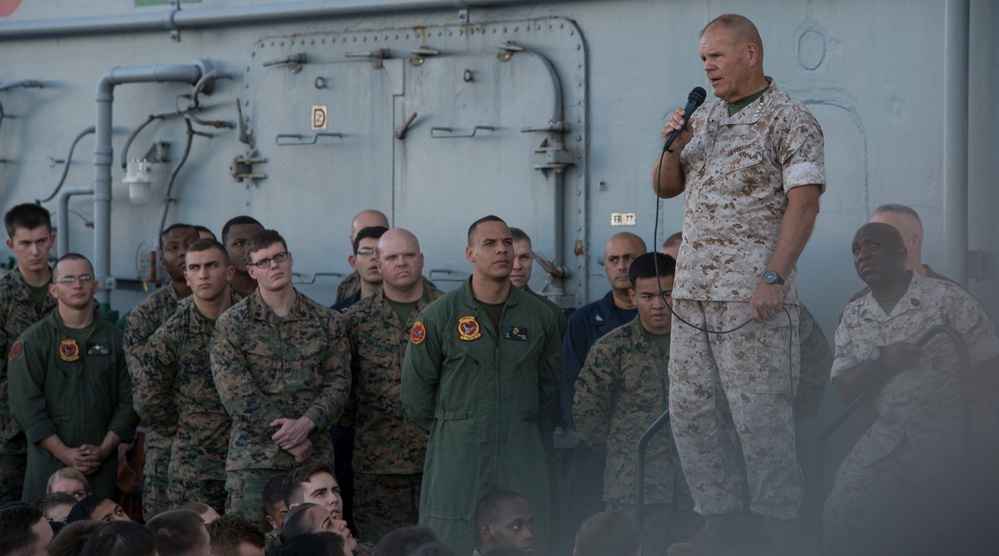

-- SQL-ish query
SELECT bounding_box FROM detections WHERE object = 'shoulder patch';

[8,340,21,360]
[411,322,426,345]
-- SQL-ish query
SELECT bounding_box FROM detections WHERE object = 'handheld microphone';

[663,86,707,153]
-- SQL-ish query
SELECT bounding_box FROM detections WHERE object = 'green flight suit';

[9,310,138,503]
[401,278,563,556]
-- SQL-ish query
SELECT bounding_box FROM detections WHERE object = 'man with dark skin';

[124,223,200,520]
[472,490,535,556]
[823,223,999,554]
[221,216,265,298]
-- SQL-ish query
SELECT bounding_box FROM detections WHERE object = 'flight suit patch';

[502,326,529,341]
[411,322,427,345]
[59,338,80,362]
[86,342,111,356]
[8,340,21,360]
[457,315,482,341]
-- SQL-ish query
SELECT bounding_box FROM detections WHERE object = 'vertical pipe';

[943,0,970,286]
[94,79,114,306]
[93,64,203,308]
[57,186,95,258]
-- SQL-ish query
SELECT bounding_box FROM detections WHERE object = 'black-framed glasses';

[56,274,94,285]
[251,252,290,269]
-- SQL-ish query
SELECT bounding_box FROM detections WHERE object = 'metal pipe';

[37,126,95,203]
[634,408,670,529]
[56,185,95,258]
[943,0,969,285]
[93,63,204,307]
[0,1,570,40]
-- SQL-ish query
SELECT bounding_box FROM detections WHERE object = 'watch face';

[764,270,779,285]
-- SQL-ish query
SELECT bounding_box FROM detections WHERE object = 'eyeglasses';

[250,251,290,269]
[56,275,94,285]
[356,247,376,257]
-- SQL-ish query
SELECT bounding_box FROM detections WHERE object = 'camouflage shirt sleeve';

[210,313,283,426]
[795,305,832,419]
[572,338,616,452]
[107,333,139,443]
[301,311,351,431]
[131,318,182,436]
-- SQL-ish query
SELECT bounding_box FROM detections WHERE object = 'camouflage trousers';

[168,476,227,515]
[226,468,286,531]
[0,434,27,504]
[354,472,422,544]
[143,430,173,521]
[668,300,802,519]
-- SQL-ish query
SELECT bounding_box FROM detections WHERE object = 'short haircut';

[353,226,389,255]
[663,231,682,248]
[873,203,923,224]
[4,203,52,237]
[48,520,104,556]
[628,252,676,285]
[263,474,288,511]
[159,223,198,251]
[206,515,266,556]
[374,525,439,556]
[147,509,208,556]
[66,494,113,524]
[283,463,335,509]
[573,510,641,556]
[35,492,79,519]
[222,215,263,244]
[176,501,213,518]
[702,14,764,58]
[186,238,230,266]
[53,253,93,281]
[47,467,91,496]
[467,215,506,246]
[244,229,288,265]
[508,227,531,245]
[80,521,156,556]
[280,503,326,540]
[410,543,458,556]
[472,490,525,548]
[193,225,216,240]
[0,505,47,555]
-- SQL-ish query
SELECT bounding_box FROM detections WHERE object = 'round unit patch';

[8,339,21,360]
[411,322,427,345]
[59,338,80,362]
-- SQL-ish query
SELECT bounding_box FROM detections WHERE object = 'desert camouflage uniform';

[669,78,825,520]
[125,284,185,520]
[823,273,999,553]
[0,267,57,503]
[132,295,235,513]
[573,318,701,553]
[343,285,442,542]
[211,289,350,528]
[795,304,832,420]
